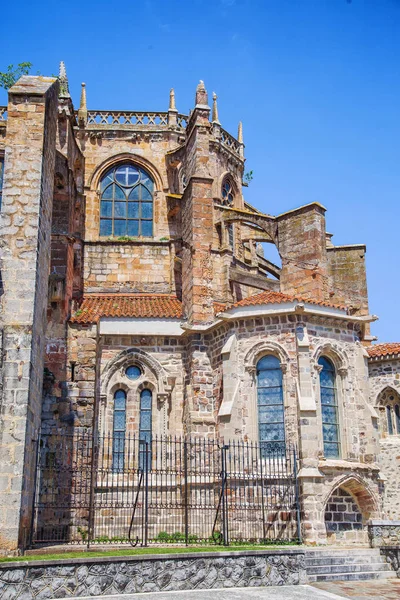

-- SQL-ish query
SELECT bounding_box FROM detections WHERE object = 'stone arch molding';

[244,340,290,374]
[323,473,380,521]
[101,348,176,401]
[88,152,165,191]
[311,341,349,375]
[375,383,400,404]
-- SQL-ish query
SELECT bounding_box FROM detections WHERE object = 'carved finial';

[195,79,208,107]
[58,61,70,97]
[169,88,177,111]
[79,83,87,111]
[212,92,220,124]
[238,121,243,144]
[78,82,88,127]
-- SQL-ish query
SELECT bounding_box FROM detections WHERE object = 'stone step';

[305,555,386,566]
[308,570,395,582]
[307,562,392,575]
[305,548,381,557]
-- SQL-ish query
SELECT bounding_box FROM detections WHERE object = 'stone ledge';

[0,547,305,569]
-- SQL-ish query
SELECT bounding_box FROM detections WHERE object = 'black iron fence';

[30,432,301,548]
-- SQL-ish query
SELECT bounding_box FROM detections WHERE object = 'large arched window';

[256,355,285,456]
[139,389,153,469]
[112,389,126,471]
[99,163,154,237]
[318,357,340,458]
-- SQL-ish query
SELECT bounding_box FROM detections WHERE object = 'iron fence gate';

[30,432,301,547]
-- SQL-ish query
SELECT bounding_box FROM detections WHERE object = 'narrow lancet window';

[256,355,285,456]
[112,389,126,471]
[139,389,152,469]
[318,357,340,458]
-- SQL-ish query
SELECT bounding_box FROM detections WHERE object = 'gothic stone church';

[0,66,399,554]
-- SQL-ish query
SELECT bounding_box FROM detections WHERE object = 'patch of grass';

[0,542,300,563]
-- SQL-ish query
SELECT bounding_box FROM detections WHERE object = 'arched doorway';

[324,478,378,545]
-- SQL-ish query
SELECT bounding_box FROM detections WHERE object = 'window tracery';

[99,163,154,237]
[379,389,400,437]
[221,178,234,206]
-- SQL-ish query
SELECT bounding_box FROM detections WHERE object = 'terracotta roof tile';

[367,343,400,359]
[70,294,182,324]
[214,290,346,313]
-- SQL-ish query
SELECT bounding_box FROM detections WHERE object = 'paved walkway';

[58,585,346,599]
[313,579,400,599]
[60,580,400,599]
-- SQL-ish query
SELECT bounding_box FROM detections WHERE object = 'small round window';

[126,365,142,380]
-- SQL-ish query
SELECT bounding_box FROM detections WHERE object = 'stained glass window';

[395,405,400,434]
[318,357,340,458]
[126,365,141,380]
[112,389,126,471]
[139,389,152,470]
[257,355,285,457]
[99,164,154,237]
[387,405,394,435]
[228,223,234,249]
[221,179,234,206]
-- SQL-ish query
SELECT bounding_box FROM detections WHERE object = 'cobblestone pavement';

[312,579,400,599]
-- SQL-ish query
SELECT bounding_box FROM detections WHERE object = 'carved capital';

[245,364,257,375]
[157,392,170,405]
[338,366,348,377]
[314,364,323,374]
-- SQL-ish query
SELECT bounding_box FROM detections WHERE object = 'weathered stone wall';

[0,550,307,598]
[0,77,59,552]
[327,245,369,317]
[368,357,400,520]
[380,547,400,577]
[83,241,173,293]
[369,521,400,548]
[277,204,328,302]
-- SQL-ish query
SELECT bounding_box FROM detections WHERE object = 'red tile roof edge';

[214,290,347,313]
[70,294,183,324]
[367,343,400,359]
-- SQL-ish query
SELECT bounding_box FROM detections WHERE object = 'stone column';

[181,81,214,325]
[0,76,59,553]
[295,323,326,544]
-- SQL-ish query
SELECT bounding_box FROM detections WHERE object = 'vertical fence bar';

[143,441,149,547]
[221,444,229,546]
[87,430,97,549]
[293,446,302,543]
[28,433,41,551]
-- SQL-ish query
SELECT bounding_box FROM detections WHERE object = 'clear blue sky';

[1,0,399,342]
